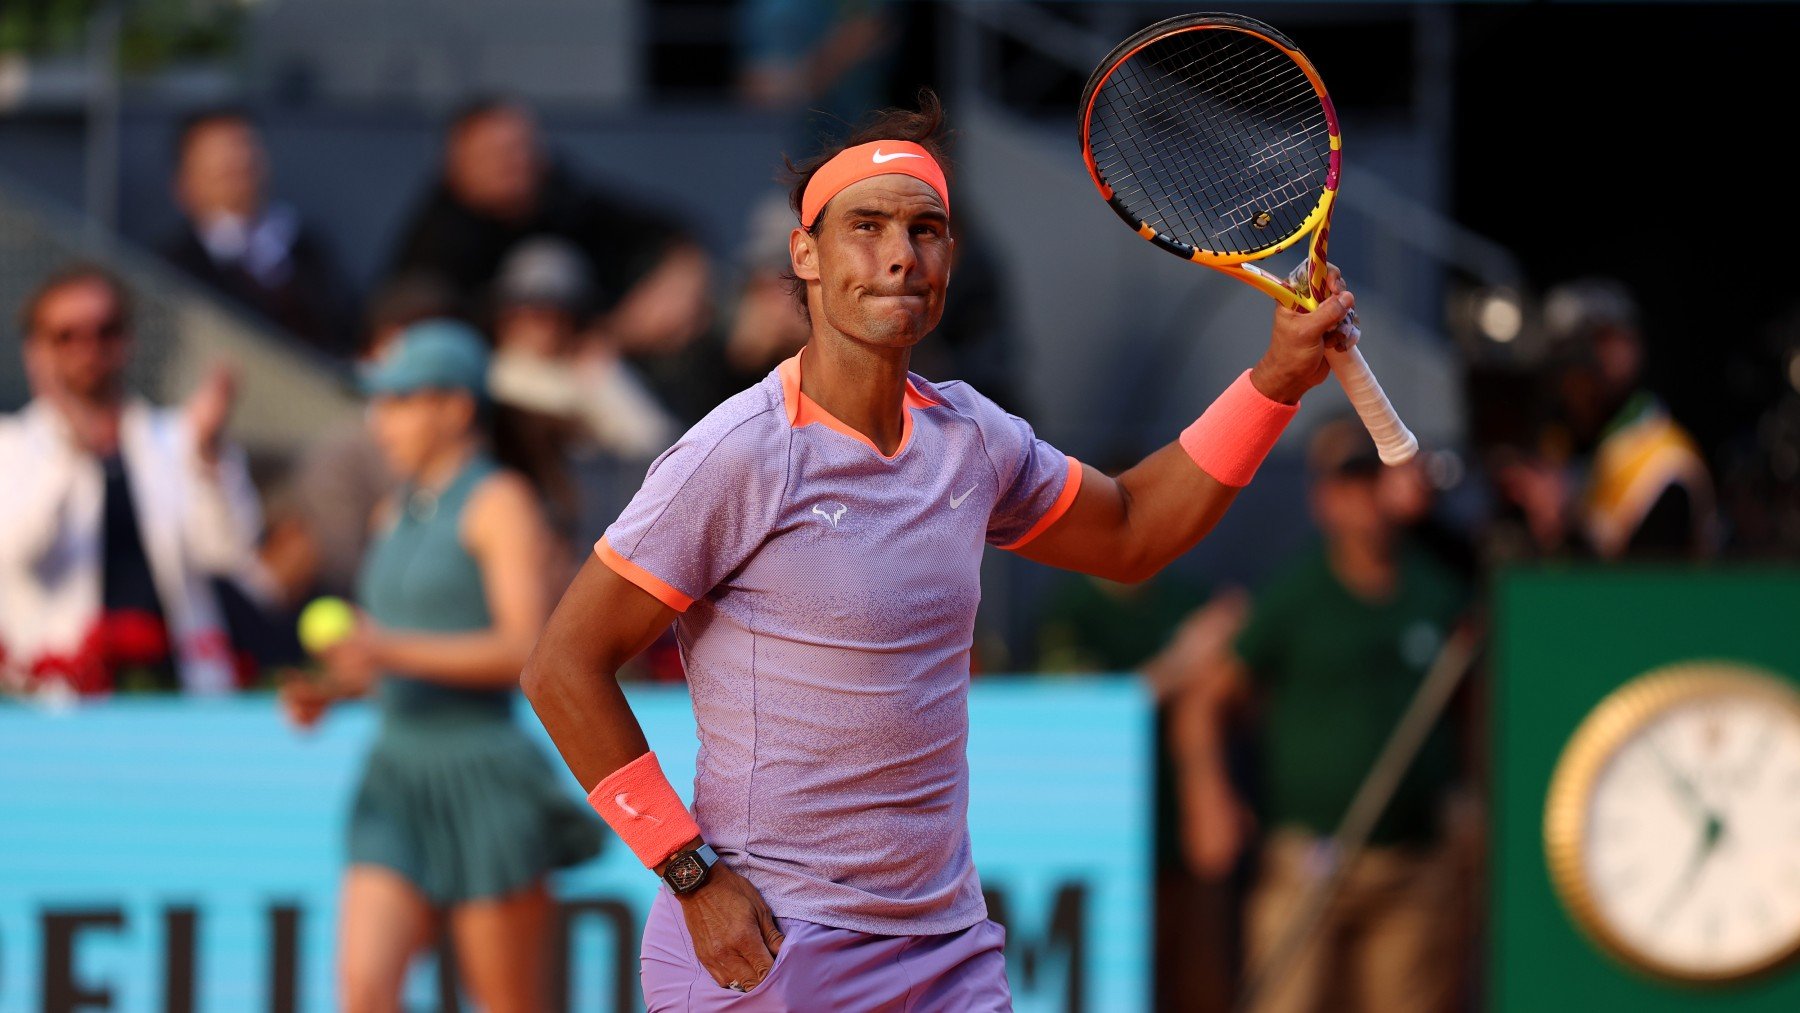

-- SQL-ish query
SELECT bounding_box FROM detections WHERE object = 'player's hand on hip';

[678,861,785,992]
[1252,265,1356,405]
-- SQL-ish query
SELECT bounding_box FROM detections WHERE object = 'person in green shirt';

[1173,418,1470,1013]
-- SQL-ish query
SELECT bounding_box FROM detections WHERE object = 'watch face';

[666,852,708,893]
[1546,663,1800,982]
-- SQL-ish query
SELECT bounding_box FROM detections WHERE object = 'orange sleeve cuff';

[999,455,1085,552]
[594,537,695,612]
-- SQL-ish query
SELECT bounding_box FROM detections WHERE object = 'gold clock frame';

[1544,660,1800,984]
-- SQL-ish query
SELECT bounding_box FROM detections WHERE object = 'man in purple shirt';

[523,92,1356,1011]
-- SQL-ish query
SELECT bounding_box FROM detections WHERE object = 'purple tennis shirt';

[596,349,1082,935]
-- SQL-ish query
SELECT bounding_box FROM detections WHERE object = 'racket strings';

[1106,46,1324,245]
[1120,42,1321,170]
[1101,78,1324,233]
[1088,27,1331,255]
[1108,32,1328,231]
[1095,43,1316,214]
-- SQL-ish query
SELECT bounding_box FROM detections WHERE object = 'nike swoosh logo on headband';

[871,148,924,163]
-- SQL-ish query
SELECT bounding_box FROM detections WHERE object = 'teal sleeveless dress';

[347,454,601,904]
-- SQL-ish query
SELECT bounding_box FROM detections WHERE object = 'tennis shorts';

[640,887,1013,1011]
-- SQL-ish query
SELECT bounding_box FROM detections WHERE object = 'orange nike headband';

[799,140,951,229]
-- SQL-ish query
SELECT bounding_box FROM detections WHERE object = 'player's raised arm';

[1013,278,1355,582]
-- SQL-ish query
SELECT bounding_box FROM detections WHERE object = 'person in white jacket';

[0,263,262,696]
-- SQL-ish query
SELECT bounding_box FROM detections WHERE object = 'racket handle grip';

[1324,344,1418,465]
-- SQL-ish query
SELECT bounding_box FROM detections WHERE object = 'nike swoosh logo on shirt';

[872,148,924,164]
[950,486,976,509]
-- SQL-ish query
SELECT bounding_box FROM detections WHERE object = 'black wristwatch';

[662,843,719,895]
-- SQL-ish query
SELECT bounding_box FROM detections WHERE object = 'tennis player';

[522,94,1355,1010]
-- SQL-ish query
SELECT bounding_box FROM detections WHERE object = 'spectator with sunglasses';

[0,263,262,697]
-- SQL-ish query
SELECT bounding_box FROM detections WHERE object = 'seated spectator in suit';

[162,108,356,357]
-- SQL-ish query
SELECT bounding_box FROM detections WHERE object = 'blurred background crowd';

[1,2,1796,1011]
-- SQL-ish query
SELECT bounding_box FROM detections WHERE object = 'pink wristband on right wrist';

[1178,369,1300,488]
[587,751,703,869]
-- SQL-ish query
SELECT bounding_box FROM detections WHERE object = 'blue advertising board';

[0,679,1149,1011]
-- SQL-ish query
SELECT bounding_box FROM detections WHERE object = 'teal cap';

[359,319,490,397]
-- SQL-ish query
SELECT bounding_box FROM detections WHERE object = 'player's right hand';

[1253,264,1356,404]
[678,861,785,993]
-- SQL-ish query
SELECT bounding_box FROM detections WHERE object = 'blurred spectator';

[617,193,801,424]
[162,108,357,357]
[0,264,262,696]
[907,209,1026,414]
[1170,419,1470,1013]
[1493,279,1717,559]
[385,97,712,359]
[487,238,679,462]
[1717,307,1800,554]
[738,0,895,127]
[485,237,681,559]
[279,319,600,1011]
[720,192,813,385]
[1036,562,1236,1013]
[1377,451,1479,584]
[259,274,456,606]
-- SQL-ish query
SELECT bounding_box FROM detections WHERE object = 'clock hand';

[1647,735,1710,819]
[1652,811,1725,927]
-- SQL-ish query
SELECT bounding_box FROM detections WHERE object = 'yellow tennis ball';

[297,596,357,656]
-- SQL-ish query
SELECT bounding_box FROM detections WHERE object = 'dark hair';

[785,90,952,231]
[488,403,579,539]
[447,95,529,139]
[17,262,132,338]
[363,271,464,354]
[174,106,255,166]
[779,90,953,318]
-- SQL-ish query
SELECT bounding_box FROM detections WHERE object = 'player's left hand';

[1251,264,1355,405]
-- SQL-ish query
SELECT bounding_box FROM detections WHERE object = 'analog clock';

[1545,662,1800,982]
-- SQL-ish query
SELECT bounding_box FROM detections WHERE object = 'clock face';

[1546,664,1800,982]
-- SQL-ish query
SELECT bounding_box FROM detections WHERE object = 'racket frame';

[1079,13,1341,309]
[1078,13,1418,464]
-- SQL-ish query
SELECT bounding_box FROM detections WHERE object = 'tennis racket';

[1079,12,1418,464]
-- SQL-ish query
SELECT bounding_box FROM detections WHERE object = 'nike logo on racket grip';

[614,793,663,826]
[871,148,923,163]
[949,486,977,509]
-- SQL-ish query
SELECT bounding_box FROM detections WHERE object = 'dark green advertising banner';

[1492,567,1800,1012]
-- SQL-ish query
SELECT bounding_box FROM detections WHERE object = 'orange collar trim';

[777,350,938,460]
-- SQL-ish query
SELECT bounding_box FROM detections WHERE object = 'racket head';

[1079,13,1341,275]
